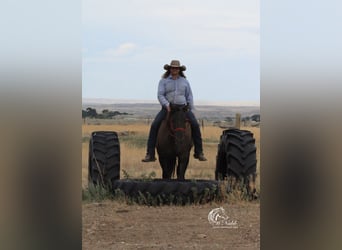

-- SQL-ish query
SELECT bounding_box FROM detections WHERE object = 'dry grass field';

[82,121,260,249]
[82,122,260,190]
[82,122,260,249]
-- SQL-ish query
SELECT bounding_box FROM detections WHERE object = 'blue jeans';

[146,107,204,156]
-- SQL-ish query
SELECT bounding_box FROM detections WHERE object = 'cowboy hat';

[163,60,186,71]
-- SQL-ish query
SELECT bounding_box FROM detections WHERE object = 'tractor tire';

[88,131,120,187]
[112,179,220,205]
[215,134,227,180]
[215,128,257,179]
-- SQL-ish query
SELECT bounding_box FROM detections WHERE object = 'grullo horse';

[156,104,193,180]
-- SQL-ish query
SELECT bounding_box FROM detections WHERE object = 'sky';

[82,0,259,105]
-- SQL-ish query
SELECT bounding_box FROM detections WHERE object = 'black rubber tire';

[215,128,257,179]
[215,134,227,180]
[112,179,220,204]
[88,131,120,187]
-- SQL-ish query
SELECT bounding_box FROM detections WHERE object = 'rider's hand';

[166,105,171,112]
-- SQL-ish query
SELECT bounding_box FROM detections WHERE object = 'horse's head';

[168,104,189,154]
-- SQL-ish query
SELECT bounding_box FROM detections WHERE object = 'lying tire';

[88,131,120,187]
[215,128,257,179]
[112,179,221,205]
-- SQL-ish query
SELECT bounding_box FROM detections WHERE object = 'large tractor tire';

[88,131,120,187]
[215,128,257,196]
[215,134,228,180]
[112,179,220,205]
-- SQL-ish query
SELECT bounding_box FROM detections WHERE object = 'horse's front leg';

[177,155,190,180]
[160,156,175,179]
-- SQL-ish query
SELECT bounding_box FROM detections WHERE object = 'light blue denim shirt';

[157,75,194,110]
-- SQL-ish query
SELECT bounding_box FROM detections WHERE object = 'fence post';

[235,113,241,129]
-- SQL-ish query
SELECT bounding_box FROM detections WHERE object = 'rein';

[169,122,186,133]
[173,127,186,132]
[166,106,188,137]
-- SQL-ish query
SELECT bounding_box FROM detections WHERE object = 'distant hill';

[82,98,259,107]
[82,100,260,121]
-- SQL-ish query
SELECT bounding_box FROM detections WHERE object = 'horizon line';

[82,97,260,107]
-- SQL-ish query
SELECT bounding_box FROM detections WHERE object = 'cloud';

[104,42,137,57]
[82,1,260,102]
[83,0,258,25]
[83,42,138,63]
[204,22,259,33]
[83,1,259,57]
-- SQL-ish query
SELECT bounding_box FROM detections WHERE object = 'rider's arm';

[185,80,194,111]
[157,79,170,108]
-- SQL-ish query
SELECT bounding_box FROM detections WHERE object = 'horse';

[156,104,193,180]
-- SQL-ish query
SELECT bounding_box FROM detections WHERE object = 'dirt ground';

[82,124,260,249]
[82,200,260,250]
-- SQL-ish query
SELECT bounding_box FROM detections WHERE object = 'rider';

[142,60,207,162]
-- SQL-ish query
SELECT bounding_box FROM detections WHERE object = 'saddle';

[169,103,189,112]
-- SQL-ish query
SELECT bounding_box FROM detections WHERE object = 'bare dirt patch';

[82,123,260,249]
[82,200,260,249]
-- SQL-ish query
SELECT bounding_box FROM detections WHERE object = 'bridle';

[167,104,189,137]
[169,122,186,133]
